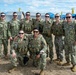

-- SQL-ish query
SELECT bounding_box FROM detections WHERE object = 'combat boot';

[8,66,17,73]
[40,70,44,75]
[71,65,76,72]
[62,62,71,66]
[57,60,64,66]
[53,59,60,63]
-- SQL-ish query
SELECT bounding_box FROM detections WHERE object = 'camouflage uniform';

[8,19,20,38]
[8,18,20,54]
[28,34,47,70]
[10,35,28,67]
[0,20,11,56]
[42,20,53,60]
[20,18,33,34]
[63,21,76,64]
[32,19,43,34]
[51,21,64,61]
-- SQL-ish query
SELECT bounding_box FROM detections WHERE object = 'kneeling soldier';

[8,30,29,73]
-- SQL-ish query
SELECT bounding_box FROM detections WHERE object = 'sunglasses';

[19,33,24,34]
[45,16,49,18]
[55,16,59,18]
[33,31,39,33]
[66,16,71,19]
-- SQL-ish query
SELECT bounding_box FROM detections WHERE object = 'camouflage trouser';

[0,40,2,57]
[31,52,46,70]
[43,35,53,60]
[64,43,71,63]
[10,53,28,67]
[55,36,63,61]
[71,45,76,65]
[2,39,8,56]
[64,42,76,65]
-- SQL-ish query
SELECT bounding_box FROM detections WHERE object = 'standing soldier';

[51,13,64,64]
[32,12,43,34]
[0,12,11,58]
[42,13,53,63]
[28,28,47,75]
[8,12,20,47]
[62,13,76,72]
[20,12,33,34]
[8,30,29,73]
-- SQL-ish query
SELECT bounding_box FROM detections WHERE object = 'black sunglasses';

[66,16,71,19]
[19,33,24,34]
[33,31,39,33]
[55,16,59,18]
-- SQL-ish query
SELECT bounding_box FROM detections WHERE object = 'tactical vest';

[52,21,63,36]
[29,35,42,53]
[43,21,52,36]
[8,19,20,37]
[22,19,33,34]
[15,37,28,54]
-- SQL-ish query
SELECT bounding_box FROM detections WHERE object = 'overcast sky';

[0,0,76,14]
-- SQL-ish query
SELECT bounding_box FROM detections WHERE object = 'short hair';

[66,13,72,16]
[55,13,60,16]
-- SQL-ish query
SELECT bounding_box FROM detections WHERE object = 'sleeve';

[7,22,11,38]
[40,35,47,54]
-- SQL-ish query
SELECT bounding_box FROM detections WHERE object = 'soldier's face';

[26,15,30,20]
[45,16,50,21]
[19,31,24,38]
[66,14,72,22]
[55,15,60,21]
[1,15,5,20]
[13,15,18,19]
[33,30,39,37]
[36,16,41,20]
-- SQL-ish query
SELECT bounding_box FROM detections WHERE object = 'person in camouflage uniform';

[62,13,76,72]
[8,12,20,49]
[32,12,43,34]
[42,13,53,63]
[8,30,29,73]
[0,12,11,58]
[20,12,33,34]
[28,28,47,75]
[51,13,64,64]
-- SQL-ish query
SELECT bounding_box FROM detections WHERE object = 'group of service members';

[0,11,76,75]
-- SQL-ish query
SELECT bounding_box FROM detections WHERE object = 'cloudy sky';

[0,0,76,14]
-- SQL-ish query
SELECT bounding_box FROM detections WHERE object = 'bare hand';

[36,54,40,59]
[12,53,16,58]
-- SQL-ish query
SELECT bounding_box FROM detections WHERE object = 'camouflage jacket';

[62,21,76,44]
[32,19,43,33]
[12,35,28,54]
[0,20,11,39]
[20,18,33,34]
[8,19,20,38]
[51,21,63,36]
[28,34,47,54]
[42,20,52,37]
